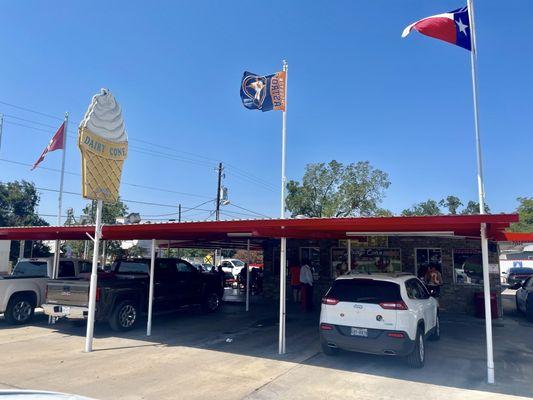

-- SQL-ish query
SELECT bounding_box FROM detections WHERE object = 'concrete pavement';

[0,295,532,400]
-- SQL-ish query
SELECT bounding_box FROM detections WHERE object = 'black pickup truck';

[42,258,224,331]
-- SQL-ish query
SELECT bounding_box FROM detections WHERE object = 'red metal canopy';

[0,214,518,242]
[501,232,533,243]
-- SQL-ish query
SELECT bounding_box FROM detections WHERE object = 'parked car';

[507,267,533,289]
[42,258,224,331]
[0,257,87,325]
[319,273,439,368]
[220,259,246,277]
[516,276,533,321]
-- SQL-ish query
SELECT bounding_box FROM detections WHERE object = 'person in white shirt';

[300,262,314,311]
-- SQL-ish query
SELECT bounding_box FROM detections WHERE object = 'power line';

[0,101,278,190]
[0,158,212,199]
[228,202,271,218]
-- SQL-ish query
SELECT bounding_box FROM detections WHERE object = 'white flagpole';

[279,60,288,355]
[52,113,68,280]
[467,0,494,384]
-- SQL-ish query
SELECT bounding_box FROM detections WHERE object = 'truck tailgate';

[46,279,90,307]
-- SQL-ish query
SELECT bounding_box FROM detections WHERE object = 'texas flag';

[402,6,472,51]
[31,121,65,170]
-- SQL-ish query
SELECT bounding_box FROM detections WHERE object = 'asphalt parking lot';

[0,292,532,400]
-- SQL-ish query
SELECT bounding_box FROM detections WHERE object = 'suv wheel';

[321,339,339,356]
[202,292,221,313]
[406,328,425,368]
[109,300,138,332]
[429,314,440,341]
[5,294,35,325]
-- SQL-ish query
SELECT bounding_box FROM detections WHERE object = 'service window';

[415,248,443,284]
[58,261,75,277]
[300,247,320,276]
[453,249,482,285]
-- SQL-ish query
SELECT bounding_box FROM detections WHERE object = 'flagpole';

[52,113,68,280]
[279,59,288,355]
[467,0,494,384]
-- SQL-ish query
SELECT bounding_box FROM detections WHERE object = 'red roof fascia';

[502,232,533,243]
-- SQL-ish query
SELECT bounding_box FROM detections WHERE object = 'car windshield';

[12,261,48,277]
[232,260,245,267]
[327,278,402,304]
[509,268,533,275]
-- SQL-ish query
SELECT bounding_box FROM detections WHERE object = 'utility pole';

[215,162,223,221]
[178,204,182,222]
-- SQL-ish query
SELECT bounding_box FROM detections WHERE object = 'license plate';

[61,306,70,315]
[351,327,368,337]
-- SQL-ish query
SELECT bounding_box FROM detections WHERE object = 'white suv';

[319,273,439,368]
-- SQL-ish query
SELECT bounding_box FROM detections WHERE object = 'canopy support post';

[481,223,495,383]
[147,239,156,336]
[246,239,250,312]
[278,237,287,355]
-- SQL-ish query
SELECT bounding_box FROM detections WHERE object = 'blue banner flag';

[240,71,286,112]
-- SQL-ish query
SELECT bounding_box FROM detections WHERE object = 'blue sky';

[0,1,531,224]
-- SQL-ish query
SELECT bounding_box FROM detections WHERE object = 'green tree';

[65,199,129,260]
[439,195,462,215]
[509,197,533,232]
[285,160,390,217]
[401,200,441,216]
[461,200,490,215]
[0,180,50,260]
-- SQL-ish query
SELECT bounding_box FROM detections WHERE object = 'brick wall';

[262,236,501,316]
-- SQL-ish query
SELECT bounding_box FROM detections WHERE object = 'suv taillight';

[320,323,334,330]
[95,288,101,302]
[379,301,408,310]
[322,297,340,305]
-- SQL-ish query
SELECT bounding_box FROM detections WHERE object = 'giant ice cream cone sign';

[78,89,128,202]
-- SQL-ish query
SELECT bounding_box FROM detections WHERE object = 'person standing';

[300,261,314,312]
[289,262,301,303]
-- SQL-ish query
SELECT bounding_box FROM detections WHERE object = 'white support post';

[279,237,287,355]
[246,239,250,312]
[147,239,156,336]
[85,200,103,353]
[481,223,495,383]
[278,59,288,356]
[347,239,352,273]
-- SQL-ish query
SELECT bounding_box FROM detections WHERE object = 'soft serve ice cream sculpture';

[78,89,128,202]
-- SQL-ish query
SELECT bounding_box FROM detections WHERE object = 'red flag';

[31,122,65,170]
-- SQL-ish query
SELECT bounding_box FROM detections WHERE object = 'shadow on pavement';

[2,291,533,398]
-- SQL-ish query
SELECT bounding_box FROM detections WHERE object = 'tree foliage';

[402,196,489,216]
[509,197,533,232]
[0,181,50,260]
[285,160,390,218]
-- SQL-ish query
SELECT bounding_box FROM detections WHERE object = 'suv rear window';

[327,279,401,304]
[12,261,48,277]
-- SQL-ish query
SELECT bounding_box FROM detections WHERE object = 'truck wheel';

[5,294,35,325]
[429,314,440,341]
[109,300,138,332]
[201,292,221,313]
[406,328,425,368]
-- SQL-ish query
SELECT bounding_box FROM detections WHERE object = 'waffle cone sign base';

[79,127,128,202]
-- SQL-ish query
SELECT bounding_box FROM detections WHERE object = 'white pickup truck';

[0,257,89,325]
